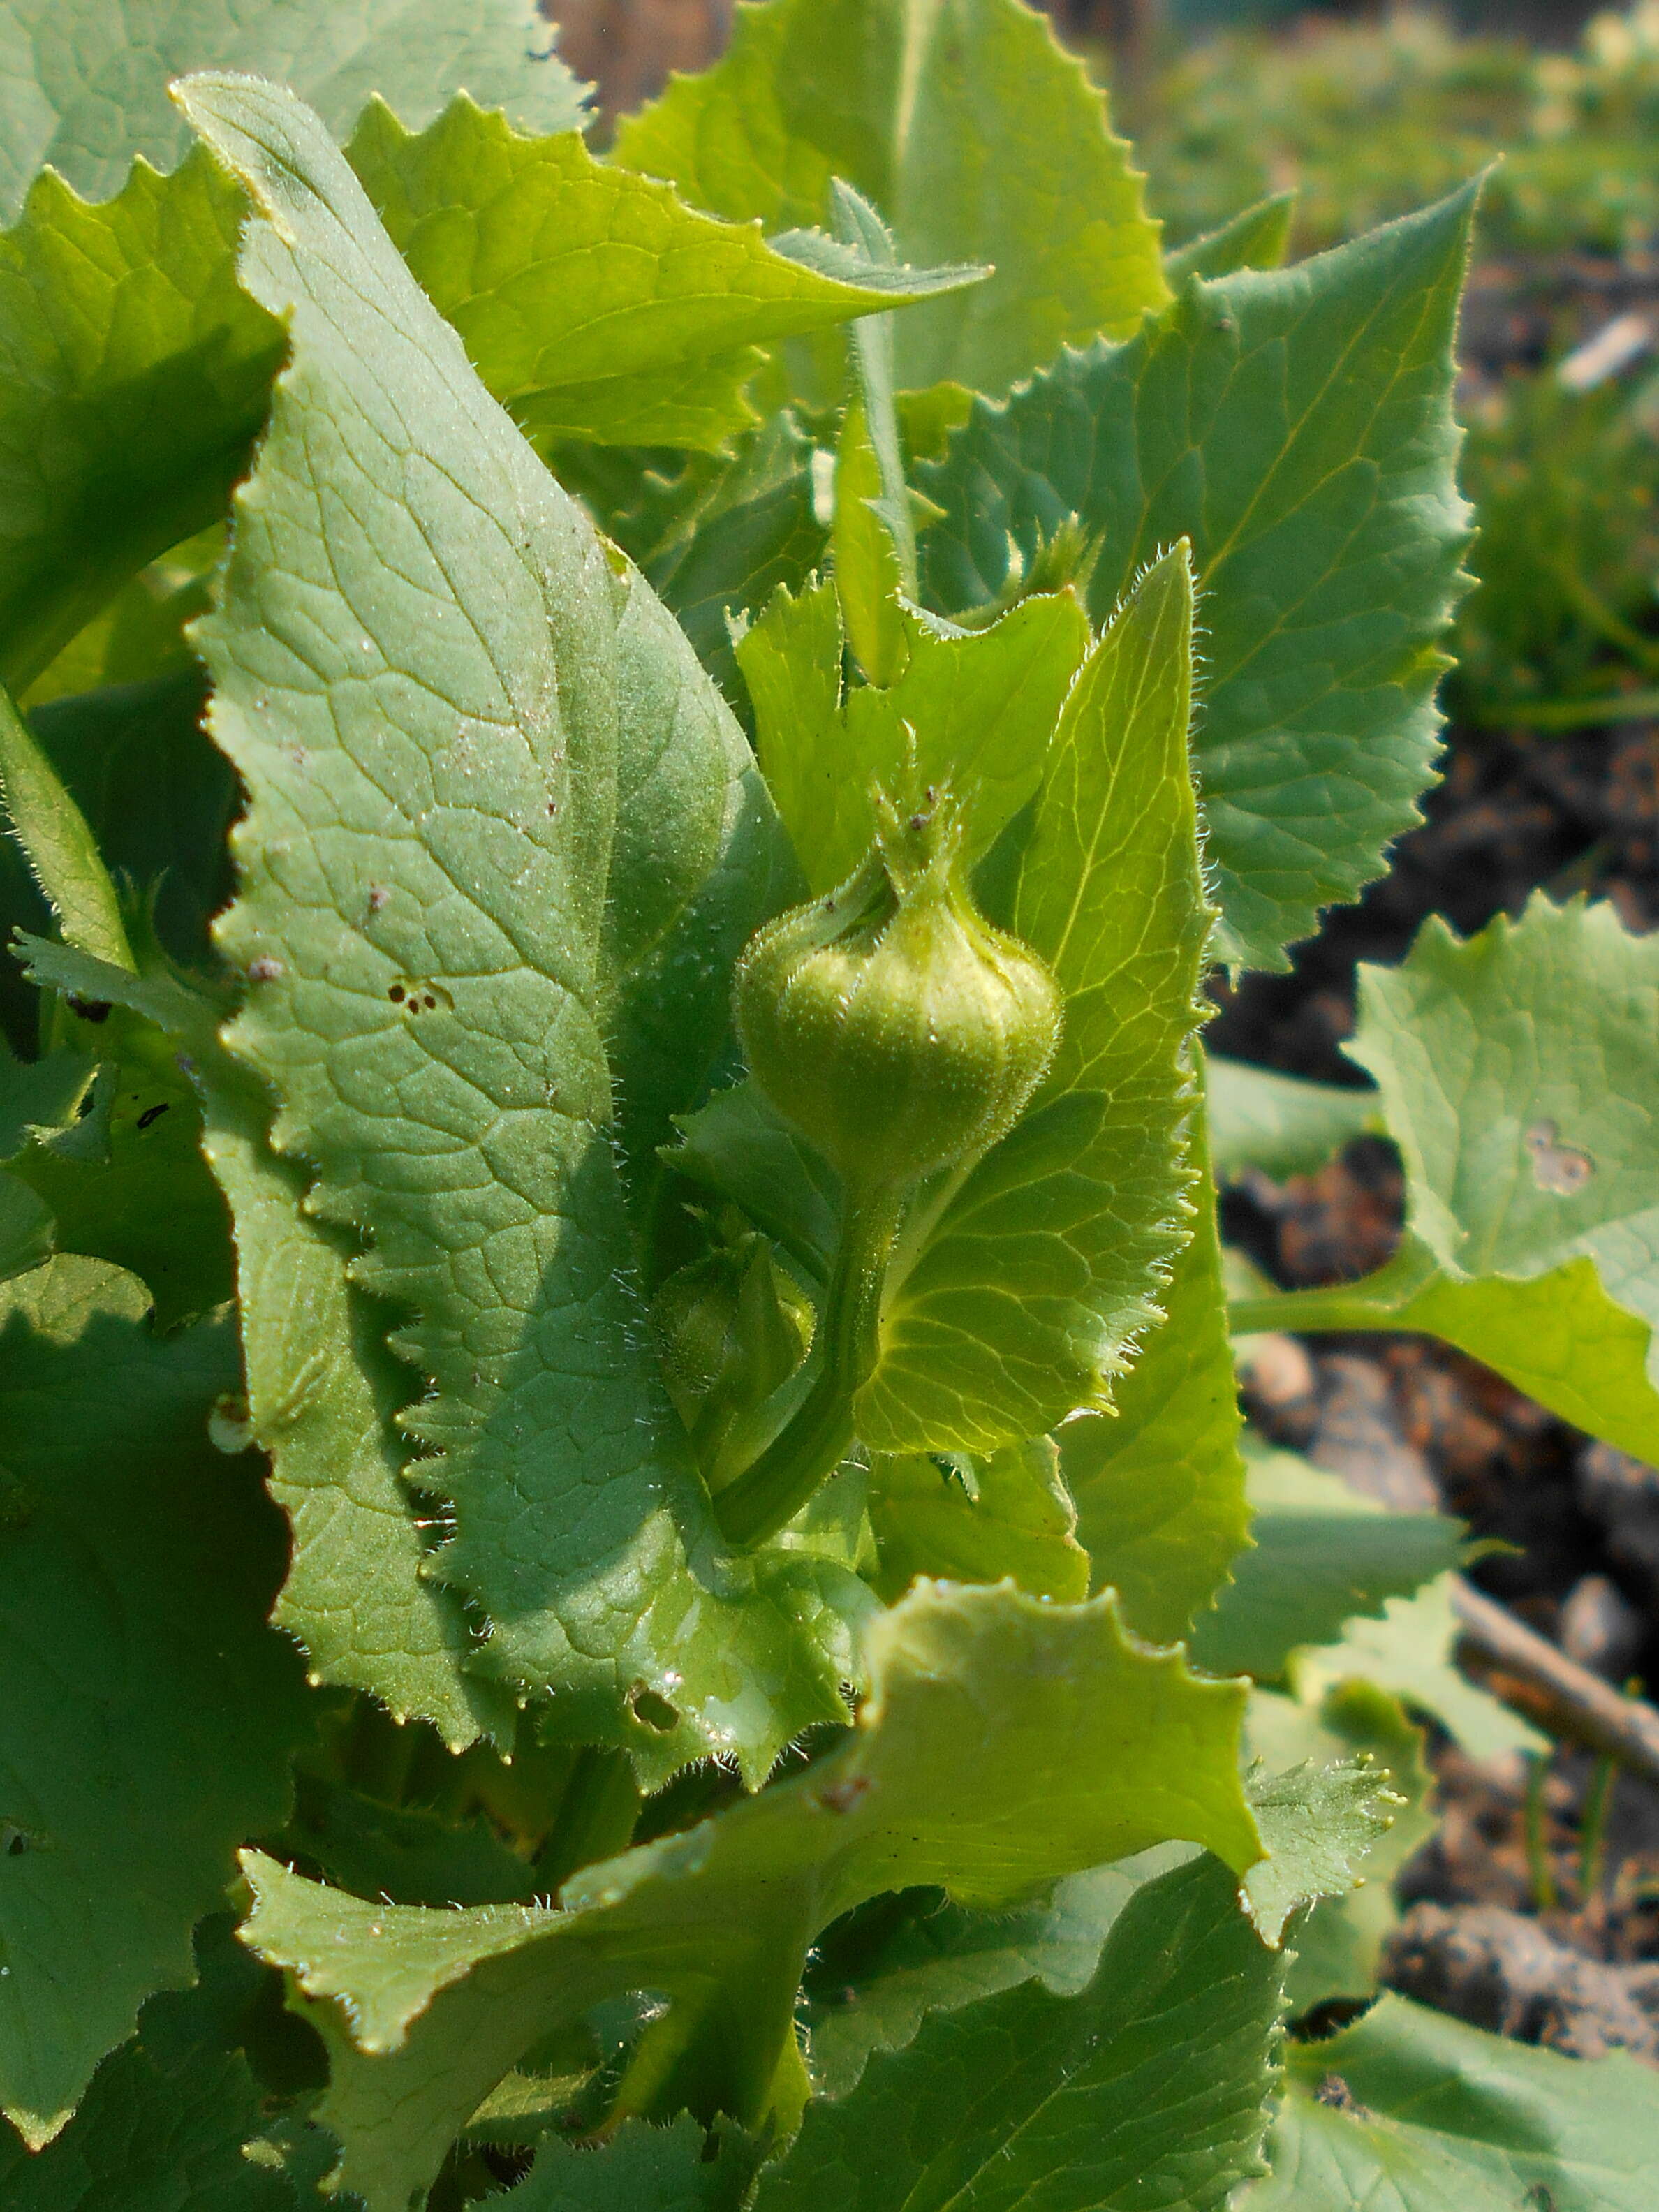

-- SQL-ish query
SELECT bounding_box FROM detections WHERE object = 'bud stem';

[714,1182,904,1549]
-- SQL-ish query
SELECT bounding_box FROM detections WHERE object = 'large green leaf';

[0,0,589,220]
[240,1581,1263,2212]
[1243,1992,1659,2211]
[920,188,1478,970]
[738,580,1091,895]
[496,2117,753,2211]
[0,1255,310,2145]
[350,98,984,457]
[1190,1443,1466,1681]
[1059,1100,1249,1644]
[746,1854,1282,2212]
[855,545,1211,1454]
[20,934,512,1750]
[612,0,1168,404]
[181,73,866,1784]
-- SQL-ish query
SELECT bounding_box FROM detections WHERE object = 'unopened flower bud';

[734,790,1061,1195]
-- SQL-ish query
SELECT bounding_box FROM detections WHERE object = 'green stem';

[716,1182,903,1550]
[1579,1752,1617,1905]
[1227,1239,1443,1339]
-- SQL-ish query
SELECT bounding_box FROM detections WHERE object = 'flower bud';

[734,790,1061,1195]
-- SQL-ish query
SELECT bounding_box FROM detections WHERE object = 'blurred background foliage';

[550,0,1659,732]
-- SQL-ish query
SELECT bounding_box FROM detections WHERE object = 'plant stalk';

[715,1182,903,1549]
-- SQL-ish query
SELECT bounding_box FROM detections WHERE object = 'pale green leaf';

[920,188,1478,970]
[1350,894,1659,1362]
[1243,1991,1659,2211]
[241,1581,1262,2212]
[1190,1443,1466,1681]
[1059,1102,1249,1644]
[612,0,1168,401]
[750,1854,1281,2212]
[1244,1753,1397,1949]
[1230,1232,1659,1472]
[182,73,867,1783]
[867,1434,1089,1602]
[1165,192,1296,282]
[0,1255,310,2146]
[1248,1681,1436,2014]
[834,394,910,688]
[349,98,985,457]
[0,0,589,221]
[1295,1577,1547,1762]
[856,546,1210,1453]
[1206,1053,1380,1184]
[23,873,524,1752]
[740,579,1090,897]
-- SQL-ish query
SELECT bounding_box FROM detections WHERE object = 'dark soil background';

[548,0,1659,2059]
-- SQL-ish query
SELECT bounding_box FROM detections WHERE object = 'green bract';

[0,3,1630,2209]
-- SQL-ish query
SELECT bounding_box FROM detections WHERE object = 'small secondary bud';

[734,789,1061,1195]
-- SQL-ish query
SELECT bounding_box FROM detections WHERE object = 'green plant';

[3,4,1659,2210]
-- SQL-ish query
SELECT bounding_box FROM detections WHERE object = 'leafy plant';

[0,3,1648,2209]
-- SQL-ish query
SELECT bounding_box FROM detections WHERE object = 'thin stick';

[1450,1577,1659,1791]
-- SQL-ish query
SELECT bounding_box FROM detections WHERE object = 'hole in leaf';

[1524,1119,1595,1195]
[628,1686,680,1734]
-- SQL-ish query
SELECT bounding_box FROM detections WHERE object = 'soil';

[553,0,1659,2060]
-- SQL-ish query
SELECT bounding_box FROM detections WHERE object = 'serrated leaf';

[867,1434,1089,1602]
[1059,1101,1249,1644]
[1165,192,1296,282]
[1190,1443,1467,1681]
[1206,1052,1380,1184]
[739,579,1090,897]
[241,1581,1262,2212]
[755,1853,1281,2212]
[855,545,1210,1454]
[181,73,867,1784]
[612,0,1168,402]
[1248,1681,1435,2014]
[348,98,985,457]
[1242,1991,1659,2211]
[0,2034,300,2212]
[1295,1577,1546,1763]
[1243,1754,1396,1949]
[920,187,1478,971]
[0,0,589,221]
[23,840,524,1751]
[0,1255,311,2145]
